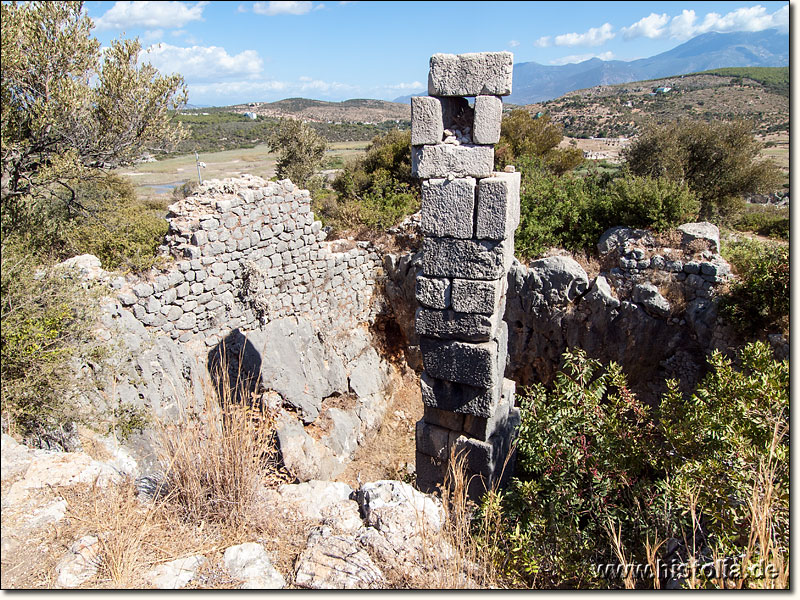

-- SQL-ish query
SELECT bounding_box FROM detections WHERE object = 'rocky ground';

[0,388,464,589]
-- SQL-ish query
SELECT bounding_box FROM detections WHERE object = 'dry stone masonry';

[411,52,520,500]
[118,175,382,347]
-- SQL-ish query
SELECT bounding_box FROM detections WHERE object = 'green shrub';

[658,342,788,586]
[498,349,662,587]
[65,175,169,272]
[322,129,419,234]
[514,158,699,259]
[729,205,789,240]
[624,120,783,219]
[0,244,102,436]
[719,239,789,335]
[487,342,789,588]
[601,174,699,232]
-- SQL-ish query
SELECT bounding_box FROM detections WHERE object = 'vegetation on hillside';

[531,68,788,139]
[701,67,789,96]
[268,119,327,187]
[624,119,782,219]
[479,342,788,588]
[1,1,183,437]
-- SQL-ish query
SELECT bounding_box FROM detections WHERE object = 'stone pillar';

[412,52,520,501]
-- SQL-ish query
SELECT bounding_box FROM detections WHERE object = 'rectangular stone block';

[411,96,443,145]
[463,379,518,441]
[476,172,521,240]
[420,320,507,392]
[412,144,494,179]
[416,451,447,494]
[428,52,513,97]
[415,419,451,461]
[421,177,476,239]
[451,278,505,315]
[415,306,501,342]
[473,95,503,144]
[415,275,451,310]
[423,405,465,431]
[421,372,503,419]
[422,237,513,280]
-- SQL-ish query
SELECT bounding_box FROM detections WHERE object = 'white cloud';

[618,5,791,41]
[549,51,615,66]
[142,29,165,43]
[142,44,264,83]
[508,40,520,48]
[94,1,207,30]
[554,23,615,47]
[252,1,314,15]
[534,36,552,48]
[622,12,670,40]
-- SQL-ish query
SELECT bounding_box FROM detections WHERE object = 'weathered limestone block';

[472,95,503,144]
[475,171,521,240]
[412,144,494,179]
[420,370,503,418]
[463,379,518,440]
[451,278,505,314]
[421,337,500,389]
[422,405,465,431]
[415,306,501,342]
[415,275,451,310]
[416,451,447,494]
[428,52,513,96]
[421,177,476,239]
[415,419,452,461]
[422,237,513,280]
[411,96,444,145]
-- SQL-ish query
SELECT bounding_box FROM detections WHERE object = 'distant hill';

[525,67,789,139]
[226,97,410,124]
[394,29,789,104]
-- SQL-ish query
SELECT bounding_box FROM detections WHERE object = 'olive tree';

[268,118,327,186]
[624,120,782,218]
[1,1,188,238]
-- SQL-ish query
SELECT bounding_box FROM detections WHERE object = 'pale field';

[118,141,369,203]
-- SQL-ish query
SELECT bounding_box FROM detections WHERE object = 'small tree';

[623,120,782,219]
[268,118,327,186]
[496,109,583,174]
[1,1,187,241]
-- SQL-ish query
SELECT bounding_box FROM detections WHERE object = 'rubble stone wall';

[115,176,383,347]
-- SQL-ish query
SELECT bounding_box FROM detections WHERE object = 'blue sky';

[83,1,790,106]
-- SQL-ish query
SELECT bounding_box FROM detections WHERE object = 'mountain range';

[395,29,789,105]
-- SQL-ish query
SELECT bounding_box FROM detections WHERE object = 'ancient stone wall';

[115,175,383,347]
[410,52,520,499]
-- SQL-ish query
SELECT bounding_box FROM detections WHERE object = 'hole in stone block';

[440,97,474,144]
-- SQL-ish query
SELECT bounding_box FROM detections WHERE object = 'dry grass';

[154,350,285,528]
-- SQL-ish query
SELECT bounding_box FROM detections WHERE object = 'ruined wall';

[115,176,383,346]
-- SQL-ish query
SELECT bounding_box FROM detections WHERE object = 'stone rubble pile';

[411,52,520,500]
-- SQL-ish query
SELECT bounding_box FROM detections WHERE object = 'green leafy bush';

[719,239,789,335]
[729,205,789,240]
[321,129,419,235]
[624,120,782,219]
[498,350,662,587]
[514,157,699,259]
[65,175,169,272]
[487,342,789,588]
[659,343,789,560]
[0,245,102,436]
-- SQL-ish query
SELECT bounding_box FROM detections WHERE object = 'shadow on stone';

[207,328,263,406]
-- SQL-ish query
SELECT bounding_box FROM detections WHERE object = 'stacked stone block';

[412,52,521,500]
[118,176,382,347]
